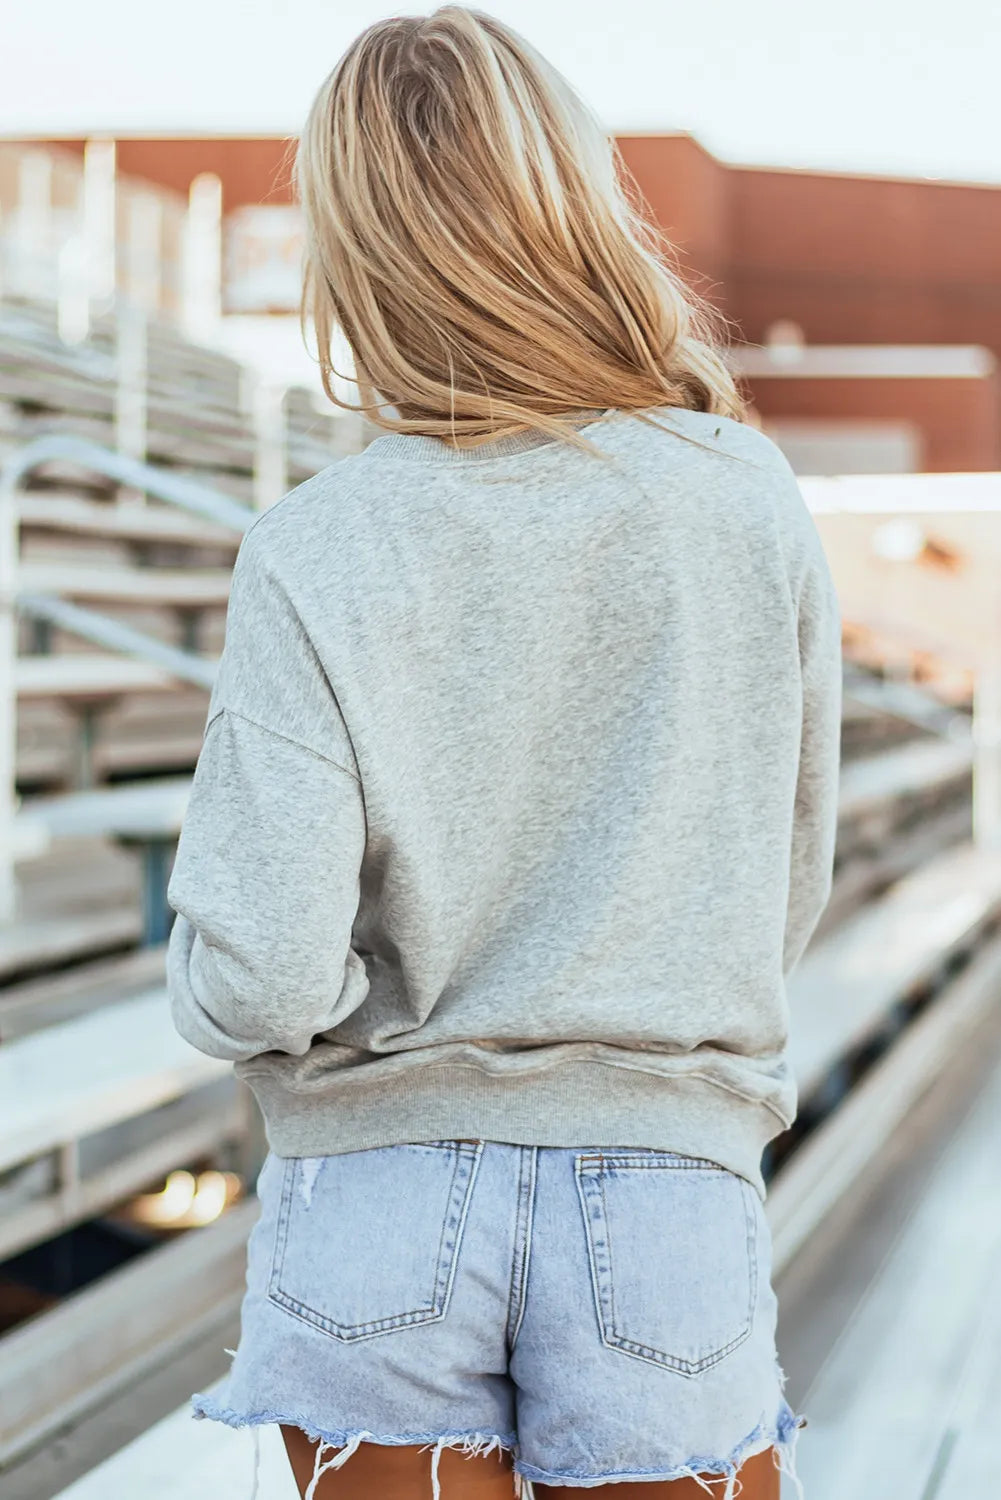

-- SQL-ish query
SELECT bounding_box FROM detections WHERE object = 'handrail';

[18,595,218,691]
[0,435,255,533]
[0,436,249,922]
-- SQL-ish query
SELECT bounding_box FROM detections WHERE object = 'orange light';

[126,1169,242,1229]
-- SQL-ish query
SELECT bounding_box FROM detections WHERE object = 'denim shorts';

[193,1141,805,1497]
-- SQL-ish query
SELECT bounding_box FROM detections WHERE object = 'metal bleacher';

[2,672,994,1495]
[0,288,348,1483]
[0,293,282,961]
[0,991,231,1261]
[5,279,1001,1498]
[792,1032,1001,1497]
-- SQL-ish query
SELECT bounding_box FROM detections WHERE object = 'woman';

[167,8,841,1499]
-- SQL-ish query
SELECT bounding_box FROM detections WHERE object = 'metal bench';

[0,1198,258,1474]
[833,737,974,905]
[15,653,180,699]
[1,436,244,926]
[0,975,251,1472]
[837,737,972,830]
[788,841,1001,1108]
[18,493,242,550]
[0,907,145,985]
[0,988,233,1266]
[16,777,191,944]
[18,562,232,607]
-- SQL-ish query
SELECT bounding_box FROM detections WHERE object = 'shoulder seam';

[206,705,362,784]
[241,459,351,542]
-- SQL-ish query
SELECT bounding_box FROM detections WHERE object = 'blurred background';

[1,3,1001,1497]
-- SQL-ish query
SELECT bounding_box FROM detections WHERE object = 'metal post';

[115,299,148,505]
[182,172,223,346]
[82,137,117,314]
[114,193,161,502]
[57,233,90,345]
[57,1140,81,1214]
[178,607,201,654]
[69,703,101,791]
[129,836,175,946]
[972,660,1001,850]
[238,362,257,420]
[253,380,288,511]
[0,461,18,926]
[28,616,51,655]
[127,191,163,315]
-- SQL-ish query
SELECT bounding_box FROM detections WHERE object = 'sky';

[3,0,1001,183]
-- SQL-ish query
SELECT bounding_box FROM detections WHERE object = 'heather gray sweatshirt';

[167,406,842,1196]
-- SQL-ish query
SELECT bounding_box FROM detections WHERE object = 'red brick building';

[11,131,1001,470]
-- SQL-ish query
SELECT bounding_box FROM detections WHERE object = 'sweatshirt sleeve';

[783,538,843,977]
[166,527,370,1062]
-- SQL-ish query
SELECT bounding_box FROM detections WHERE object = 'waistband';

[239,1058,787,1201]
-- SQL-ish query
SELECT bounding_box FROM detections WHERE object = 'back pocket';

[268,1140,483,1341]
[575,1150,758,1376]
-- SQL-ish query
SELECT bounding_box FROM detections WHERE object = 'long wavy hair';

[295,6,746,449]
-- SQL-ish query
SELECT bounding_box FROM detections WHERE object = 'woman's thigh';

[281,1427,516,1498]
[536,1446,780,1498]
[281,1430,779,1498]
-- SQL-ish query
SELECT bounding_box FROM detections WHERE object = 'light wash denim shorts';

[194,1141,805,1498]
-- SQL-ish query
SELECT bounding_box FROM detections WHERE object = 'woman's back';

[167,403,840,1195]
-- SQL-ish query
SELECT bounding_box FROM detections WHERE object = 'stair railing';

[0,436,253,924]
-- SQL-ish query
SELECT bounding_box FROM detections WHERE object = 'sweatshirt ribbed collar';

[359,409,613,465]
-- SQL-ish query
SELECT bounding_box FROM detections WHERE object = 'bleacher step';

[792,1024,1001,1499]
[19,562,232,606]
[0,908,142,985]
[0,1199,257,1470]
[771,928,1001,1272]
[837,736,971,825]
[18,494,241,550]
[0,943,166,1041]
[0,989,227,1173]
[17,776,191,842]
[52,1390,296,1500]
[787,841,1001,1103]
[15,654,181,699]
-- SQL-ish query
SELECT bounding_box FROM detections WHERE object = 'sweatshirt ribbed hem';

[238,1062,781,1200]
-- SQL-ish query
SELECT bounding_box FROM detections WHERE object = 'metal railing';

[1,435,255,531]
[0,436,253,923]
[18,595,218,690]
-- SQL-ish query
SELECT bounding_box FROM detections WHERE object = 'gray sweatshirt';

[167,406,842,1196]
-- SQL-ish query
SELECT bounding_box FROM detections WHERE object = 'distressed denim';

[193,1142,804,1498]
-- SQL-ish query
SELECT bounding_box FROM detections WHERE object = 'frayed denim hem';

[514,1400,807,1498]
[191,1393,522,1499]
[191,1392,805,1500]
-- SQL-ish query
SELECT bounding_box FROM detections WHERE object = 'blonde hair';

[295,6,746,448]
